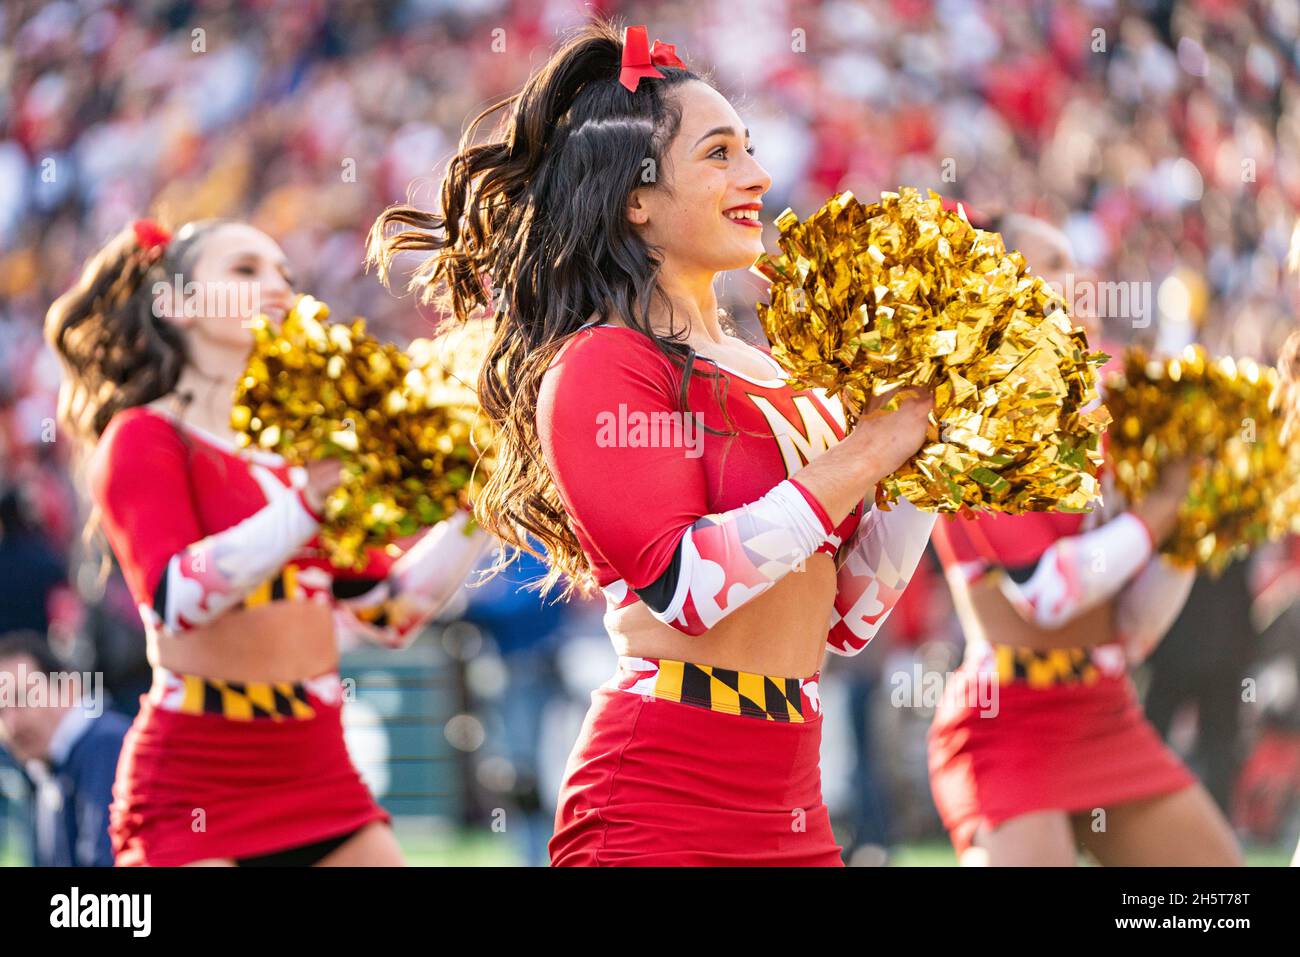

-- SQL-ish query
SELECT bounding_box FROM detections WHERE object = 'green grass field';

[390,832,1296,866]
[4,821,1290,866]
[386,824,1296,866]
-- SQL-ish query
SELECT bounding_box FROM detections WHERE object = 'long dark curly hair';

[368,18,736,598]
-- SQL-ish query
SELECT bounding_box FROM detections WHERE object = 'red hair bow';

[619,25,686,92]
[131,219,171,254]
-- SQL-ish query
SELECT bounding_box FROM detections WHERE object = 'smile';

[723,208,762,228]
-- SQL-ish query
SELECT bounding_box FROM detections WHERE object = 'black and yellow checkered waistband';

[993,645,1101,689]
[610,656,819,723]
[150,667,326,721]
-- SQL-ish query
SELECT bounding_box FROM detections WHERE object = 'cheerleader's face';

[627,81,772,274]
[170,223,295,354]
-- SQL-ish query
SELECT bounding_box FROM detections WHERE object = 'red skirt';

[551,660,841,867]
[927,669,1196,855]
[111,682,389,866]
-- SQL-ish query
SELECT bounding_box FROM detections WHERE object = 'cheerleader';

[369,20,937,866]
[45,218,492,866]
[927,215,1242,866]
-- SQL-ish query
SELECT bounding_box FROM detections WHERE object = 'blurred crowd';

[3,0,1300,864]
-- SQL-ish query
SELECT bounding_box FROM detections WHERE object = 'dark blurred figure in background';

[79,563,151,719]
[0,488,80,859]
[838,642,894,866]
[1143,560,1260,813]
[461,546,568,866]
[1233,548,1300,853]
[0,487,70,638]
[836,550,946,865]
[0,631,128,866]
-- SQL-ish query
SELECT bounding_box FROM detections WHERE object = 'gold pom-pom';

[232,295,496,569]
[752,187,1109,513]
[1103,344,1300,573]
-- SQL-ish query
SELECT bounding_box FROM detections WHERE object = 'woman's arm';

[91,411,324,637]
[991,512,1155,629]
[984,457,1193,630]
[1114,554,1196,663]
[538,331,931,637]
[332,511,495,649]
[789,390,934,528]
[826,497,938,655]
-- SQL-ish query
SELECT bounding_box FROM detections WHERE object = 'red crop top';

[88,406,489,649]
[537,323,942,647]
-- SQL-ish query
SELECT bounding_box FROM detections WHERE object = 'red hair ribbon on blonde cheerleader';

[619,24,686,92]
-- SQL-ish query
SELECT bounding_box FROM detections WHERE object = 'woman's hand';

[849,386,935,486]
[303,458,345,514]
[1131,456,1196,547]
[785,386,934,529]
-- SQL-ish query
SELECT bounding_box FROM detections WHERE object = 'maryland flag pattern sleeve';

[330,511,493,650]
[89,408,321,636]
[932,504,1195,666]
[537,325,894,637]
[934,508,1154,628]
[827,498,938,656]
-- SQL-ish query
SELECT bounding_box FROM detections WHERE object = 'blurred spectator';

[461,546,569,866]
[0,487,71,638]
[835,547,950,864]
[1143,559,1261,812]
[0,631,128,866]
[78,563,150,718]
[1230,535,1300,845]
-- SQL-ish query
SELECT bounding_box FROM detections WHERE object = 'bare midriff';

[947,572,1115,652]
[149,600,337,684]
[610,552,838,679]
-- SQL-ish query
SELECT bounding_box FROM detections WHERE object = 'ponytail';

[45,218,227,443]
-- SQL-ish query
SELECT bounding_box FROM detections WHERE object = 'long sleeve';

[937,506,1156,630]
[1114,554,1195,663]
[333,511,495,649]
[995,513,1154,629]
[826,497,938,655]
[90,410,321,636]
[537,328,834,636]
